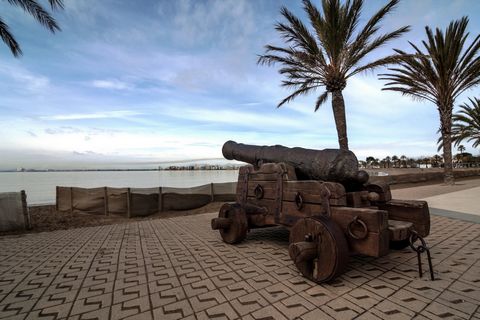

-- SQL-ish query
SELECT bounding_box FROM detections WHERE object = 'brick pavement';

[0,212,479,320]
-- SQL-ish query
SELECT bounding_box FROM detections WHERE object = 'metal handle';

[295,192,304,210]
[347,216,368,240]
[254,184,264,199]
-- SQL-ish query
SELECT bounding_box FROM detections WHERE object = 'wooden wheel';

[289,216,349,283]
[211,203,248,244]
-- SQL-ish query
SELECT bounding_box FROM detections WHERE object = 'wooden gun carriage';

[212,141,431,283]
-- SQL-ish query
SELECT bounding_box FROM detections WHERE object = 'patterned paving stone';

[0,212,478,319]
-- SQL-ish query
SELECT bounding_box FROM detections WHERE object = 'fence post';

[210,183,215,202]
[20,190,30,229]
[70,187,74,213]
[126,188,131,219]
[104,187,109,216]
[158,187,163,213]
[55,186,59,211]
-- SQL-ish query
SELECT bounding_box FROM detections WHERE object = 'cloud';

[0,63,50,92]
[45,127,82,135]
[159,0,257,48]
[39,110,143,121]
[91,79,132,90]
[73,150,100,156]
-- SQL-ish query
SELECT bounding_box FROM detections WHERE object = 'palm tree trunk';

[331,90,349,150]
[440,110,454,185]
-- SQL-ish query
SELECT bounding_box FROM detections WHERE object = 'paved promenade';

[1,206,479,320]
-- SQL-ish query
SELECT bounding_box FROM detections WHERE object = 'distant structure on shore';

[159,164,242,171]
[0,163,242,173]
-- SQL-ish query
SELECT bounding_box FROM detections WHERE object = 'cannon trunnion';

[212,142,431,283]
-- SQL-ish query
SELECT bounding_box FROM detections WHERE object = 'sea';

[0,170,239,205]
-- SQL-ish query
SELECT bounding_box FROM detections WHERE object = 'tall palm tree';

[258,0,409,150]
[1,0,64,57]
[380,17,480,184]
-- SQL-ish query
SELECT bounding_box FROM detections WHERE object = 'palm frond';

[315,91,329,111]
[0,16,22,56]
[277,85,320,108]
[7,0,61,32]
[276,6,319,56]
[48,0,64,10]
[346,26,410,74]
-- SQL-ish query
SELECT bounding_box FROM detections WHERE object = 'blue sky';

[0,0,479,169]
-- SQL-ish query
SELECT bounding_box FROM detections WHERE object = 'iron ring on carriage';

[254,184,264,199]
[347,215,368,240]
[295,192,304,210]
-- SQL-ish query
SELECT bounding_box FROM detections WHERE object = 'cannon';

[212,141,433,283]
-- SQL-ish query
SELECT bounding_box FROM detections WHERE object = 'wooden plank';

[239,172,283,181]
[249,162,297,179]
[283,181,346,199]
[348,229,390,257]
[245,181,346,205]
[280,201,326,223]
[245,180,345,200]
[378,199,430,237]
[330,206,388,232]
[247,181,276,199]
[238,163,296,182]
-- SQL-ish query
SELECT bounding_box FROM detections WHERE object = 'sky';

[0,0,479,170]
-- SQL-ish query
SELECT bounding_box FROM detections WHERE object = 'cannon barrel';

[222,141,369,186]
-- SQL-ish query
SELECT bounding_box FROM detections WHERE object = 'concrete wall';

[369,168,480,185]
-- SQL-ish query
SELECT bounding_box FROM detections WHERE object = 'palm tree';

[380,17,480,184]
[432,154,443,168]
[385,156,391,168]
[366,156,375,168]
[457,145,466,154]
[436,98,480,151]
[452,98,480,149]
[400,155,407,168]
[258,0,409,150]
[1,0,64,57]
[391,155,399,168]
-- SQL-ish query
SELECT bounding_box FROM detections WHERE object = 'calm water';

[0,170,239,205]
